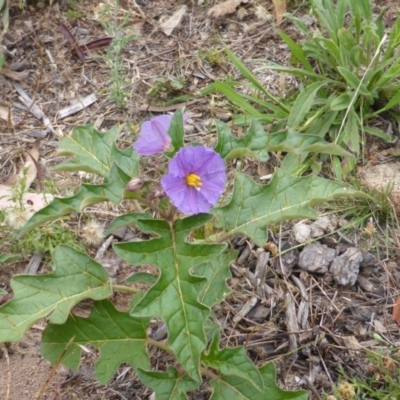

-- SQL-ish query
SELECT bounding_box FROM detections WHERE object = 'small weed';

[331,347,400,399]
[96,2,136,108]
[1,219,82,256]
[199,46,226,66]
[149,76,186,98]
[66,1,83,19]
[0,52,5,69]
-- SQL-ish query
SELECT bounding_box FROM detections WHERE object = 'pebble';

[298,243,336,273]
[330,247,363,285]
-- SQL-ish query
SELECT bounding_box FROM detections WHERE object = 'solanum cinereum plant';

[0,110,362,398]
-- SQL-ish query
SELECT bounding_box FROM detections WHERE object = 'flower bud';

[126,177,144,192]
[153,189,166,199]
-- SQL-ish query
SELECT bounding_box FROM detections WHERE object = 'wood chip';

[0,105,13,125]
[285,293,299,359]
[160,6,187,36]
[12,82,56,134]
[233,296,258,324]
[58,93,97,120]
[25,251,43,274]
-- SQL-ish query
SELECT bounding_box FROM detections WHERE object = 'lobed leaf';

[105,212,153,236]
[197,250,237,308]
[137,366,199,400]
[202,332,264,391]
[209,362,308,400]
[113,214,226,381]
[19,164,132,236]
[214,120,269,162]
[0,245,112,343]
[213,170,367,246]
[53,124,138,177]
[267,129,354,158]
[41,300,149,384]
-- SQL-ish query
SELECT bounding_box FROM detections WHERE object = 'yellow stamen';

[186,173,202,189]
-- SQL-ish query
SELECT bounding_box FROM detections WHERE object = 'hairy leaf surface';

[113,214,226,381]
[0,246,111,343]
[53,124,138,177]
[213,170,366,246]
[209,362,308,400]
[41,300,149,384]
[137,366,199,400]
[214,120,269,162]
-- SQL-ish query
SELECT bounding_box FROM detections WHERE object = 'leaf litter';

[0,0,400,399]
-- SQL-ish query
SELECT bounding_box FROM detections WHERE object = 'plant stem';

[146,337,175,356]
[112,285,138,294]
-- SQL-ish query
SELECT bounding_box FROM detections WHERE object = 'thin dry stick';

[304,376,322,400]
[35,336,75,400]
[335,33,388,144]
[2,346,11,400]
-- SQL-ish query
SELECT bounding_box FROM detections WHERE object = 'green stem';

[112,285,138,294]
[146,337,175,356]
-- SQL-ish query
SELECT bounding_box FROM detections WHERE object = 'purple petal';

[133,115,172,156]
[161,146,226,215]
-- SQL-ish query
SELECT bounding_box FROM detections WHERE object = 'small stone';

[330,247,363,285]
[358,163,400,216]
[293,223,311,243]
[360,250,378,267]
[310,215,337,237]
[298,243,336,273]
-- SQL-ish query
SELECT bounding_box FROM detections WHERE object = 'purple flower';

[133,115,173,156]
[161,146,226,215]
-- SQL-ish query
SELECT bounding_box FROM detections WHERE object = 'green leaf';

[213,82,259,115]
[330,93,352,111]
[379,89,400,112]
[0,245,112,343]
[288,81,327,129]
[113,214,226,381]
[337,28,357,51]
[41,300,149,384]
[19,164,132,236]
[0,254,22,264]
[267,129,353,158]
[266,64,329,80]
[363,126,393,141]
[125,272,158,285]
[209,362,308,400]
[0,289,7,295]
[166,109,185,156]
[222,43,287,109]
[105,212,153,236]
[137,366,199,400]
[197,250,237,308]
[1,3,9,33]
[337,66,370,96]
[213,170,366,246]
[384,17,400,61]
[214,120,269,162]
[53,124,138,177]
[278,30,313,72]
[202,332,264,391]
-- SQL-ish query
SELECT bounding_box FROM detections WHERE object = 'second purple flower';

[133,115,173,156]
